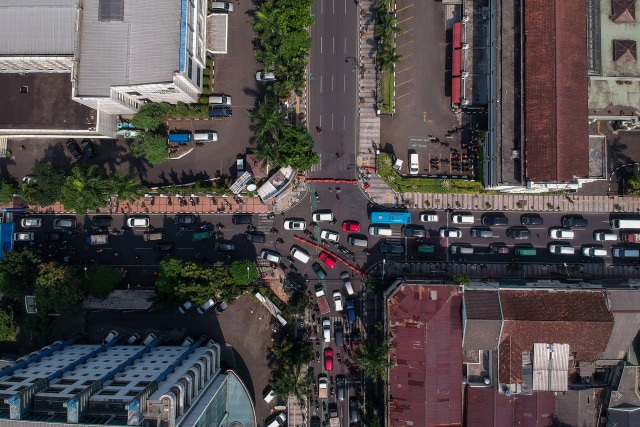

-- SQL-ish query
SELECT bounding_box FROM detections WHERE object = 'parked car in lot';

[260,249,280,263]
[548,228,575,240]
[439,228,461,238]
[53,217,77,229]
[81,139,96,158]
[21,218,42,228]
[127,216,149,228]
[402,225,427,237]
[481,215,508,226]
[319,252,337,268]
[324,348,333,371]
[14,232,34,241]
[562,216,588,228]
[342,221,360,232]
[178,301,193,314]
[66,139,82,159]
[521,215,544,225]
[256,70,276,82]
[583,246,607,257]
[197,298,216,314]
[91,216,112,228]
[174,215,196,225]
[381,243,404,254]
[506,228,531,239]
[312,262,327,279]
[284,219,306,230]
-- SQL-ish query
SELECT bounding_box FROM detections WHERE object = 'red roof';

[614,40,637,63]
[466,386,555,427]
[452,48,461,77]
[387,285,463,427]
[452,77,461,104]
[453,22,462,49]
[524,0,589,182]
[613,0,636,22]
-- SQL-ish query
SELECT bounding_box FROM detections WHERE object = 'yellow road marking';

[397,16,414,24]
[397,29,413,36]
[396,66,413,73]
[396,4,415,12]
[423,112,427,122]
[597,121,604,136]
[396,91,414,99]
[396,40,415,49]
[396,79,413,87]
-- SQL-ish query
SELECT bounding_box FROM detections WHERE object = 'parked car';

[53,218,77,228]
[319,252,337,268]
[402,225,427,238]
[260,249,281,263]
[284,219,306,230]
[178,301,193,314]
[232,215,252,225]
[127,217,149,228]
[583,246,607,257]
[323,319,331,342]
[336,375,345,401]
[245,231,266,243]
[312,262,327,279]
[102,329,119,345]
[549,228,575,240]
[81,139,96,158]
[562,216,588,228]
[320,230,340,242]
[345,300,356,323]
[342,221,360,232]
[174,215,197,225]
[506,228,531,239]
[470,228,494,238]
[215,301,228,314]
[126,333,140,345]
[439,228,461,238]
[324,348,333,371]
[14,232,34,241]
[66,139,82,159]
[521,215,544,225]
[197,298,216,314]
[490,244,510,254]
[91,216,112,228]
[256,70,276,82]
[481,215,508,226]
[420,213,439,222]
[332,291,343,311]
[21,218,42,228]
[381,243,404,254]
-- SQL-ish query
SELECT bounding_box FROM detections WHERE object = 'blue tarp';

[0,223,15,260]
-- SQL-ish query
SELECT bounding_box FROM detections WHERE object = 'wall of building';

[0,57,74,73]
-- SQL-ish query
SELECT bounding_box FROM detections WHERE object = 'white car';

[451,214,474,224]
[439,228,461,238]
[14,232,34,241]
[409,153,419,174]
[284,220,306,230]
[21,218,42,228]
[420,213,439,222]
[549,228,575,240]
[583,246,607,257]
[332,291,343,311]
[320,230,340,242]
[127,217,150,228]
[256,71,276,82]
[323,319,331,342]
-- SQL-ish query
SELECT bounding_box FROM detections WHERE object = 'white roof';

[76,0,181,96]
[532,343,569,392]
[0,0,78,55]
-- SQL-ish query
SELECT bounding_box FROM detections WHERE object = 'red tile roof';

[387,285,463,427]
[524,0,589,183]
[466,386,555,427]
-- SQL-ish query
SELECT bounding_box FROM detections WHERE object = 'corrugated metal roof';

[387,284,462,427]
[533,343,569,392]
[76,0,181,96]
[467,386,556,427]
[0,0,78,55]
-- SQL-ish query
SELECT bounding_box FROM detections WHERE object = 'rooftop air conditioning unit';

[511,150,520,159]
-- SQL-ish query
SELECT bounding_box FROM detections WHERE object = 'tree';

[453,275,471,286]
[248,99,286,145]
[278,127,319,170]
[59,164,111,215]
[19,182,38,205]
[153,257,185,309]
[627,172,640,196]
[276,30,312,62]
[379,44,402,72]
[229,260,259,285]
[81,265,122,299]
[281,290,309,319]
[30,162,66,207]
[353,339,395,380]
[252,143,281,171]
[269,337,314,400]
[0,248,40,297]
[251,1,280,45]
[0,180,18,204]
[272,335,294,360]
[138,132,169,165]
[109,169,146,202]
[131,103,168,131]
[374,13,403,41]
[0,306,16,341]
[34,262,85,316]
[175,263,231,305]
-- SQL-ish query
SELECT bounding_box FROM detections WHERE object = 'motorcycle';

[315,192,319,202]
[190,197,195,206]
[150,196,155,206]
[267,212,275,220]
[336,194,340,202]
[167,198,172,206]
[316,351,320,363]
[337,353,341,364]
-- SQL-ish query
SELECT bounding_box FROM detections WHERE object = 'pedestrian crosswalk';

[310,154,323,172]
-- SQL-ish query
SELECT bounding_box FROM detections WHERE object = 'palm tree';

[374,13,403,42]
[272,335,294,360]
[252,144,281,171]
[250,2,280,45]
[59,164,111,215]
[353,339,395,380]
[270,362,313,401]
[19,182,38,205]
[109,169,146,202]
[248,99,286,145]
[379,44,403,72]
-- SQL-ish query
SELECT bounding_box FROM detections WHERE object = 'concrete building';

[0,334,256,426]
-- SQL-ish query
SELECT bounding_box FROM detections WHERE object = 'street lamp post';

[83,267,90,279]
[247,266,250,280]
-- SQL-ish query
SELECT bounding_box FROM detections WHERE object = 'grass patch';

[380,69,393,114]
[377,153,483,194]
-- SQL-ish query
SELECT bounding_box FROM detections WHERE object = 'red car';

[342,221,360,232]
[319,252,337,268]
[324,348,333,371]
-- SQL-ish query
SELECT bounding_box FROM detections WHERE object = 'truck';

[318,374,328,399]
[622,232,640,243]
[328,403,339,427]
[86,234,108,245]
[315,285,330,314]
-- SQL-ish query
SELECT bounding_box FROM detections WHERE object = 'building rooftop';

[603,290,640,359]
[0,0,77,56]
[523,0,589,183]
[387,284,463,427]
[554,388,602,427]
[76,0,182,96]
[462,290,502,351]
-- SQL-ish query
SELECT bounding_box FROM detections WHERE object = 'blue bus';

[168,133,192,143]
[369,211,412,224]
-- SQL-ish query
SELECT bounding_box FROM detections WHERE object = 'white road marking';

[333,0,335,14]
[343,74,346,92]
[343,115,346,130]
[320,37,323,54]
[332,75,334,92]
[332,37,335,54]
[344,0,347,14]
[320,75,323,93]
[331,114,334,130]
[344,37,346,54]
[319,115,323,127]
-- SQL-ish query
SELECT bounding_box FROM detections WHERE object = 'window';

[20,86,28,94]
[196,66,201,86]
[99,389,118,396]
[127,91,142,96]
[188,58,193,79]
[111,380,130,387]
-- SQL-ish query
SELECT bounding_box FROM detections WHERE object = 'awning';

[452,77,461,104]
[453,22,462,49]
[452,48,461,77]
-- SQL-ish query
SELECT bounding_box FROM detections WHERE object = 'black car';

[91,216,112,228]
[562,216,588,228]
[506,228,531,239]
[66,139,82,159]
[481,215,509,226]
[81,139,96,158]
[380,243,404,254]
[174,215,197,225]
[154,242,175,252]
[521,215,544,226]
[232,214,252,225]
[214,241,235,251]
[401,225,427,238]
[43,232,62,241]
[245,231,265,243]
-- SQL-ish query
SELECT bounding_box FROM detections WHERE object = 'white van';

[341,271,354,295]
[409,153,419,174]
[450,245,474,255]
[368,225,392,236]
[613,248,640,258]
[548,244,575,255]
[263,387,276,403]
[452,213,474,224]
[610,219,640,229]
[194,130,218,142]
[594,231,617,241]
[260,249,281,263]
[209,94,232,106]
[313,210,334,222]
[290,246,311,263]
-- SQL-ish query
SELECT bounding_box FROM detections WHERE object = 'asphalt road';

[309,0,359,179]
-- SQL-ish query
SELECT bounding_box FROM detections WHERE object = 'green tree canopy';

[139,133,169,165]
[275,30,312,62]
[281,290,309,319]
[175,263,232,305]
[353,339,395,380]
[0,180,18,204]
[278,127,319,171]
[109,169,146,202]
[229,260,259,286]
[379,44,403,72]
[81,265,122,299]
[131,103,169,131]
[0,248,40,297]
[248,99,286,145]
[0,306,16,341]
[34,262,85,316]
[30,162,66,207]
[59,164,111,215]
[269,337,314,400]
[453,275,471,286]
